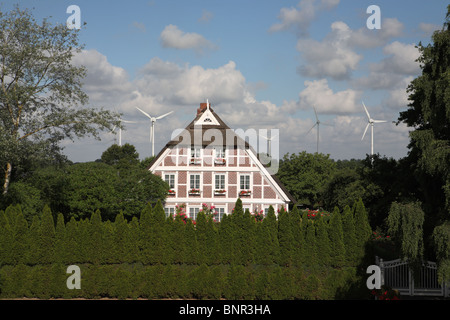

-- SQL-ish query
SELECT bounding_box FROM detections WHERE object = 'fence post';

[379,257,384,286]
[409,266,414,296]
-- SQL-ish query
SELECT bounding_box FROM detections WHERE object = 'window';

[164,174,175,189]
[164,207,175,218]
[189,207,200,221]
[264,208,269,217]
[191,146,201,158]
[190,174,201,190]
[215,147,226,158]
[215,174,225,190]
[215,207,226,222]
[240,175,251,190]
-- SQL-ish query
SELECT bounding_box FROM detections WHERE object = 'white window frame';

[240,174,251,190]
[215,147,226,159]
[164,206,175,218]
[214,173,226,190]
[189,207,200,221]
[215,207,226,222]
[164,173,176,190]
[190,173,201,190]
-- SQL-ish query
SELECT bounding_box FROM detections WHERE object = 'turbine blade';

[372,120,387,123]
[121,119,137,124]
[259,134,268,140]
[136,107,152,119]
[307,123,317,135]
[156,111,173,120]
[313,106,318,122]
[362,101,371,120]
[361,123,370,140]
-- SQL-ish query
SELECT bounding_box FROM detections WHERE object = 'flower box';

[188,188,201,195]
[167,189,176,196]
[239,190,252,196]
[214,158,226,165]
[190,158,202,165]
[214,189,227,195]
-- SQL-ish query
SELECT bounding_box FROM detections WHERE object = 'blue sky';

[2,1,446,162]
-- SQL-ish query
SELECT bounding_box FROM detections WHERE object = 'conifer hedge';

[0,198,372,299]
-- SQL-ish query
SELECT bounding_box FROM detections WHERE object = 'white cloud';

[160,24,217,53]
[198,9,214,23]
[418,22,441,36]
[353,42,420,94]
[297,21,362,80]
[348,18,404,49]
[298,79,362,114]
[72,49,133,105]
[269,0,339,35]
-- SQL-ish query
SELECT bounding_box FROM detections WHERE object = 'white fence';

[376,256,450,297]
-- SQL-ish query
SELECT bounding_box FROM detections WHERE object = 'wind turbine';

[259,132,278,156]
[361,101,387,157]
[307,106,332,153]
[111,119,137,146]
[136,107,173,157]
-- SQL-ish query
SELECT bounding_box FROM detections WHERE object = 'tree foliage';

[0,6,120,195]
[277,151,336,207]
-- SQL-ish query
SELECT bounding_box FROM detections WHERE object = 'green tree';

[341,205,357,265]
[387,202,425,268]
[277,151,336,207]
[278,207,294,266]
[397,5,450,258]
[353,198,372,263]
[328,207,346,267]
[0,6,120,195]
[37,205,55,264]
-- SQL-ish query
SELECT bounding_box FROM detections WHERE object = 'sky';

[3,0,447,162]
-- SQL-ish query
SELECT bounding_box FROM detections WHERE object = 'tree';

[387,201,425,268]
[277,151,336,207]
[0,6,120,195]
[352,198,372,263]
[397,5,450,248]
[328,207,346,267]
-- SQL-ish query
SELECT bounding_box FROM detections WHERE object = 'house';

[148,101,295,221]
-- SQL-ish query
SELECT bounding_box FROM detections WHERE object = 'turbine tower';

[307,106,332,153]
[111,119,137,146]
[260,132,278,156]
[136,107,173,157]
[361,101,387,157]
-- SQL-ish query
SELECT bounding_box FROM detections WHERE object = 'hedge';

[0,198,372,299]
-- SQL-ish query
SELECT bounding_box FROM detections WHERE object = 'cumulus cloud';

[269,0,339,36]
[353,42,420,98]
[134,58,247,107]
[297,21,362,80]
[297,79,362,114]
[72,49,133,105]
[160,24,217,53]
[348,18,404,49]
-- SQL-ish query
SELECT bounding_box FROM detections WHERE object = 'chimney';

[197,102,208,116]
